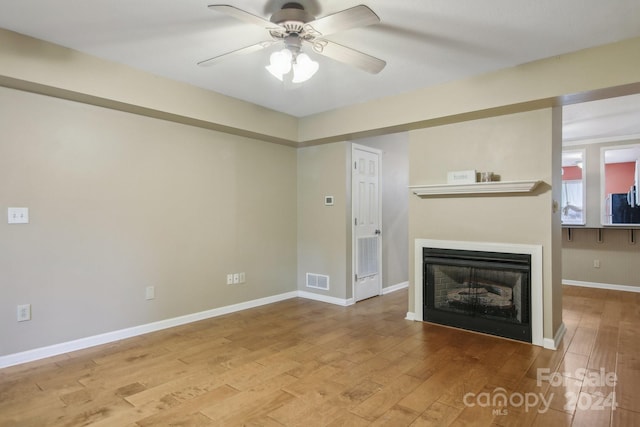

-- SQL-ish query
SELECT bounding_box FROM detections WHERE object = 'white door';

[352,144,382,302]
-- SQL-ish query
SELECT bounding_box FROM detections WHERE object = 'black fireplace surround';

[423,247,532,343]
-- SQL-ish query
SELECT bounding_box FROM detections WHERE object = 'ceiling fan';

[198,3,386,81]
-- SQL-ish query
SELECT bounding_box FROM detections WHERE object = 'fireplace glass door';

[423,248,531,342]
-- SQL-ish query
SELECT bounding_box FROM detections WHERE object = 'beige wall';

[408,109,563,339]
[0,87,297,356]
[563,229,640,286]
[296,142,350,300]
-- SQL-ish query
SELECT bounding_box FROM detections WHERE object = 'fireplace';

[424,247,531,342]
[413,239,543,346]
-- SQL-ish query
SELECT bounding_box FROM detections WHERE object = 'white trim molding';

[383,281,409,295]
[409,180,542,197]
[544,322,567,350]
[563,280,640,293]
[297,290,355,306]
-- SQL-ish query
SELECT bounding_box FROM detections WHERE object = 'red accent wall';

[605,162,635,194]
[562,166,582,181]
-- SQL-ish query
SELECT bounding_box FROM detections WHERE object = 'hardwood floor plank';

[325,411,371,427]
[489,353,537,390]
[410,401,463,426]
[123,363,230,407]
[437,365,492,410]
[566,327,597,357]
[614,359,640,413]
[530,408,573,427]
[199,374,297,423]
[586,325,619,373]
[545,376,582,414]
[396,361,470,414]
[570,391,613,427]
[0,392,67,427]
[133,384,238,426]
[449,402,500,426]
[265,383,349,426]
[556,351,590,382]
[282,364,343,397]
[350,374,424,421]
[369,404,420,425]
[611,407,640,427]
[337,379,383,408]
[525,347,566,381]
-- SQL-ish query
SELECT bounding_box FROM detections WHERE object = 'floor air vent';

[306,273,330,290]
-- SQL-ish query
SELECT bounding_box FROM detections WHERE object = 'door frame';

[351,142,383,302]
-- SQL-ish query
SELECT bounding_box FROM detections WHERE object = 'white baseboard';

[382,281,409,295]
[405,312,416,321]
[297,290,354,306]
[563,279,640,293]
[299,281,408,306]
[0,291,298,369]
[543,322,566,350]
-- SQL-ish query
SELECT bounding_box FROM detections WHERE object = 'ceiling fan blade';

[197,41,275,67]
[310,39,386,74]
[304,5,380,37]
[208,4,281,31]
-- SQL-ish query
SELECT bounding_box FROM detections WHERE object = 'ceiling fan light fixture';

[266,48,318,83]
[292,52,319,83]
[265,49,293,80]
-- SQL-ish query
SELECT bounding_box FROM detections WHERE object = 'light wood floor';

[1,285,639,426]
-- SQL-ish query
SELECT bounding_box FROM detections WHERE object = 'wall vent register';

[306,273,329,290]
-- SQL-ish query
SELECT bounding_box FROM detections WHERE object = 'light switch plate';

[17,304,31,322]
[145,286,155,300]
[8,207,29,224]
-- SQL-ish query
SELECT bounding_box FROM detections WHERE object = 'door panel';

[353,145,381,302]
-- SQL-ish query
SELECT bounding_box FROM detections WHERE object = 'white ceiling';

[1,0,639,121]
[563,93,640,145]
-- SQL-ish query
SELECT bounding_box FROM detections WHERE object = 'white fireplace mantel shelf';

[409,180,542,197]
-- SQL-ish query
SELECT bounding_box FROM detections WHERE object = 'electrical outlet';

[145,286,155,300]
[238,272,246,283]
[17,304,31,322]
[226,274,233,285]
[8,207,29,224]
[593,259,600,268]
[233,273,240,284]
